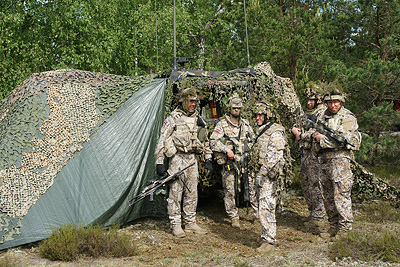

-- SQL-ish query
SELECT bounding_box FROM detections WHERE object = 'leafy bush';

[39,223,137,261]
[354,133,400,165]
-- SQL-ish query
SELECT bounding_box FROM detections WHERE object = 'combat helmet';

[323,82,346,103]
[228,93,244,109]
[178,87,198,102]
[254,101,274,118]
[304,83,324,105]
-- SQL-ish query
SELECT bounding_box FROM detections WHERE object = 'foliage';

[38,223,136,261]
[354,133,400,166]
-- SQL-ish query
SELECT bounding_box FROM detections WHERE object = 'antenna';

[244,0,250,67]
[172,0,178,70]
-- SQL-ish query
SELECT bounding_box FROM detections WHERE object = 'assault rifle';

[128,163,194,206]
[241,139,250,214]
[306,114,355,148]
[221,134,241,206]
[222,134,250,211]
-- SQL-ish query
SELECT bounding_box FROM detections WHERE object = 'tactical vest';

[164,110,205,157]
[251,123,286,178]
[219,117,251,155]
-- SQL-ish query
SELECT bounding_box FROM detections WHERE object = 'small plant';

[39,223,137,261]
[0,255,19,267]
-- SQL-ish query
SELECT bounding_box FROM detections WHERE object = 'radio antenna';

[244,0,250,67]
[172,0,178,70]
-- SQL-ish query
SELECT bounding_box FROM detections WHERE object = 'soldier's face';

[256,114,265,126]
[307,99,315,109]
[184,100,197,111]
[327,99,341,113]
[231,107,241,116]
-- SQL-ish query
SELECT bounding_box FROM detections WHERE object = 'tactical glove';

[156,164,166,177]
[204,160,213,176]
[255,174,263,188]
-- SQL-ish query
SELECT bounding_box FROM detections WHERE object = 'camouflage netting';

[0,69,160,246]
[165,62,301,203]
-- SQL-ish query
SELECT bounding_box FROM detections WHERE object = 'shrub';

[39,223,137,261]
[354,134,400,165]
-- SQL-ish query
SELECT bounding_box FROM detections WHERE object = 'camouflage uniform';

[210,114,255,221]
[298,103,326,221]
[155,108,212,229]
[254,122,286,245]
[315,106,361,231]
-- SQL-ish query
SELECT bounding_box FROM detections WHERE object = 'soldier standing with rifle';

[291,85,327,234]
[155,87,213,238]
[311,84,361,238]
[252,102,287,253]
[210,93,254,228]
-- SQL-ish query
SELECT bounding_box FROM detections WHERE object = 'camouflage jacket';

[210,114,254,162]
[253,122,286,177]
[316,106,361,159]
[155,108,212,164]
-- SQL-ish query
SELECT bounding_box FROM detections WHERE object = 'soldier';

[252,101,287,253]
[155,87,213,238]
[210,93,255,228]
[291,85,327,233]
[311,85,361,238]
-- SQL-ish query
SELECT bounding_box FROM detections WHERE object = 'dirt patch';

[0,190,393,266]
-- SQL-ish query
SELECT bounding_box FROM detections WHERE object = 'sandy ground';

[1,190,398,266]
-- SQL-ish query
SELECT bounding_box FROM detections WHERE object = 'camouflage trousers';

[300,149,326,220]
[221,164,257,220]
[221,166,239,220]
[319,156,353,230]
[167,154,199,228]
[257,173,277,245]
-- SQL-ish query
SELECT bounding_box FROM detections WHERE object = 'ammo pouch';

[267,160,285,180]
[164,135,177,157]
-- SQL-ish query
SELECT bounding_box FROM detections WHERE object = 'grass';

[38,223,137,261]
[365,165,400,188]
[329,198,400,263]
[329,226,400,263]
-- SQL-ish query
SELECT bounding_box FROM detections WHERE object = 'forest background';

[1,0,400,166]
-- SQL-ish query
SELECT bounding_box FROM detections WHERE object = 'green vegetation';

[365,165,400,188]
[330,225,400,263]
[330,200,400,263]
[38,223,137,261]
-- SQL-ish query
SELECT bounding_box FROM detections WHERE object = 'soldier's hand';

[226,149,235,160]
[291,127,301,141]
[312,132,322,142]
[204,159,213,176]
[156,164,166,177]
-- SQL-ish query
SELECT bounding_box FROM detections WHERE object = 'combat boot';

[320,227,338,239]
[185,224,208,235]
[256,242,274,253]
[172,226,186,238]
[304,219,327,234]
[231,218,240,228]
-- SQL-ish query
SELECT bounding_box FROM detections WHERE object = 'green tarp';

[0,73,167,250]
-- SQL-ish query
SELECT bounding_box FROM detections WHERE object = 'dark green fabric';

[0,78,167,250]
